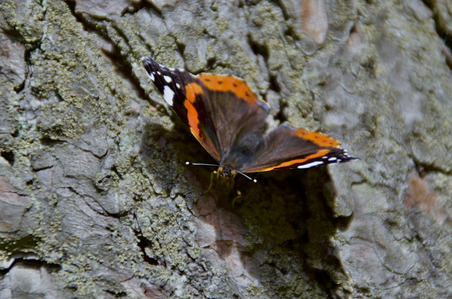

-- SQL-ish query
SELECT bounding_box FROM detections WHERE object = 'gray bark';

[1,0,452,298]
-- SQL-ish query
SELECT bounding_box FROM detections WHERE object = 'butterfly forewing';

[142,57,221,161]
[241,123,357,173]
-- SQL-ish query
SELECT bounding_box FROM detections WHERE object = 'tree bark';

[1,0,452,298]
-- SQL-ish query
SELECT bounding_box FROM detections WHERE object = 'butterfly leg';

[203,170,218,195]
[231,190,242,208]
[227,174,235,190]
[193,171,216,203]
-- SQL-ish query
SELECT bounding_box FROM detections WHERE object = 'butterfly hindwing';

[195,73,269,166]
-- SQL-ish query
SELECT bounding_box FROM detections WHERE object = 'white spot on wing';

[328,157,337,161]
[298,161,324,169]
[163,86,175,106]
[157,71,161,75]
[176,83,181,89]
[164,76,172,83]
[149,73,155,81]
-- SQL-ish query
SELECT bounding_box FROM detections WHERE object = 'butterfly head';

[218,166,258,183]
[217,166,237,180]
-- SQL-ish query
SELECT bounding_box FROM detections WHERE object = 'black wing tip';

[334,149,360,164]
[142,56,159,73]
[340,156,360,163]
[339,149,359,160]
[141,56,155,63]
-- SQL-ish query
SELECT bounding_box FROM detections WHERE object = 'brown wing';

[143,57,224,161]
[240,123,358,173]
[195,73,269,167]
[142,57,269,164]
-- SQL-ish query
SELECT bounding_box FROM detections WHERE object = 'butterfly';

[142,57,357,183]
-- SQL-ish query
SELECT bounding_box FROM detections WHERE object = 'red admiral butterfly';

[142,57,357,182]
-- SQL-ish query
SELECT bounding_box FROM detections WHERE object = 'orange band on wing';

[184,82,221,161]
[244,149,330,173]
[185,82,203,103]
[198,74,259,106]
[184,83,204,138]
[185,101,200,138]
[291,129,340,147]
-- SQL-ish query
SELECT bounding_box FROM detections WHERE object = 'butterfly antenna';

[185,161,218,167]
[186,162,257,183]
[235,170,257,183]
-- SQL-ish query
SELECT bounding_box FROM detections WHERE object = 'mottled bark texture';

[1,0,452,298]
